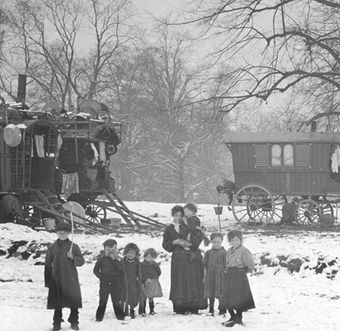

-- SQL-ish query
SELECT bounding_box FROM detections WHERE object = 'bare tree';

[86,0,132,100]
[3,0,83,108]
[2,0,133,108]
[182,0,340,114]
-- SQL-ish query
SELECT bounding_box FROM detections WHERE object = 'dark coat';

[93,255,124,282]
[163,223,205,308]
[123,257,142,308]
[44,239,85,309]
[141,261,161,284]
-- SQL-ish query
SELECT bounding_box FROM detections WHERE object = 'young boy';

[44,222,85,331]
[93,239,125,322]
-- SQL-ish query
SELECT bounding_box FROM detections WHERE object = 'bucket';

[214,206,223,215]
[43,218,56,231]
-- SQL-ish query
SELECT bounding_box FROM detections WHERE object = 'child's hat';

[227,230,242,241]
[55,222,71,232]
[103,239,117,247]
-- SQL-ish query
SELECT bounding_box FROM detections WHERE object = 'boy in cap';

[93,239,125,321]
[45,222,85,331]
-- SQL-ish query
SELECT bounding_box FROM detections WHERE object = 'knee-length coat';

[203,247,226,299]
[44,238,85,309]
[162,222,204,308]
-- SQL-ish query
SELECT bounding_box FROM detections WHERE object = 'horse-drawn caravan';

[225,131,340,226]
[0,75,162,231]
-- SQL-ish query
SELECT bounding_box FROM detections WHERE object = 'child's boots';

[149,301,155,315]
[52,325,61,331]
[70,323,80,330]
[130,308,136,319]
[139,301,146,317]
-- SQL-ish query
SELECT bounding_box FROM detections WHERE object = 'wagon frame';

[225,131,340,226]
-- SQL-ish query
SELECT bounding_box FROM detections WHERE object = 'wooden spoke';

[296,199,321,225]
[232,185,277,225]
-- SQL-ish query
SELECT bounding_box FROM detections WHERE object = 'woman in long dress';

[162,205,205,314]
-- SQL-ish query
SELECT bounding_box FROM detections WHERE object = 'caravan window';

[283,144,294,166]
[271,144,282,166]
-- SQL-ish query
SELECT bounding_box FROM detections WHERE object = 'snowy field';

[1,201,340,331]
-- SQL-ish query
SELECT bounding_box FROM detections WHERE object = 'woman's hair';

[171,205,184,216]
[143,248,158,258]
[210,232,224,241]
[227,230,243,241]
[183,203,198,213]
[123,242,140,256]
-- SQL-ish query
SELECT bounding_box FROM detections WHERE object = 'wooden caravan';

[0,74,163,230]
[225,131,340,225]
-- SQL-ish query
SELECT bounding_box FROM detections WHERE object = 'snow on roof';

[225,131,340,143]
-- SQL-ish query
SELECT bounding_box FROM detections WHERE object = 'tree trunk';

[177,158,185,202]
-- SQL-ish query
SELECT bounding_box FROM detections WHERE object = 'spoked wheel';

[85,203,107,224]
[22,203,42,228]
[296,199,321,224]
[232,185,279,225]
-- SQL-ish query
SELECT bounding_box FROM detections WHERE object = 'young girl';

[139,248,163,316]
[203,233,227,316]
[123,243,142,319]
[220,230,255,327]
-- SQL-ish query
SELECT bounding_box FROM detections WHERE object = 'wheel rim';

[296,199,321,224]
[85,203,106,224]
[232,185,277,225]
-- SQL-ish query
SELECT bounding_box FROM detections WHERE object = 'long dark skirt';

[220,267,255,311]
[170,250,205,312]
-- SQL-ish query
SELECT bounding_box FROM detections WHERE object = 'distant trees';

[0,1,232,203]
[108,30,229,202]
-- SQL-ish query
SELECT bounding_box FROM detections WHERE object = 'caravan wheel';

[232,185,283,225]
[85,203,107,224]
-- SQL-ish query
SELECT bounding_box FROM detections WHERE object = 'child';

[93,239,125,322]
[123,242,142,319]
[203,233,227,316]
[44,222,85,331]
[181,203,210,261]
[220,230,255,328]
[139,248,163,316]
[183,203,201,242]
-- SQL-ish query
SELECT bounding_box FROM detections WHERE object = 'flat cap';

[55,222,71,232]
[103,239,117,247]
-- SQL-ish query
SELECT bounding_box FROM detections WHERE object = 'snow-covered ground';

[1,201,339,331]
